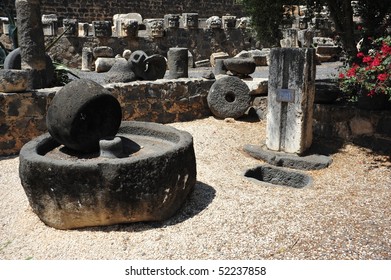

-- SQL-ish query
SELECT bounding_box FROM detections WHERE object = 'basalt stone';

[244,164,312,188]
[243,144,332,170]
[168,48,188,79]
[93,46,114,58]
[95,57,117,73]
[46,79,122,153]
[104,58,137,83]
[0,69,29,92]
[223,58,256,76]
[129,51,166,80]
[207,76,251,119]
[19,121,197,229]
[3,48,55,87]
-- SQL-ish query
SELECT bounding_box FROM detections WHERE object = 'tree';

[241,0,305,47]
[242,0,390,61]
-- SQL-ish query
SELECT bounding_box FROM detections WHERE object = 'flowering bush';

[339,36,391,101]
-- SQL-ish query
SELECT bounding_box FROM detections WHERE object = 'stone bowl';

[19,121,197,229]
[0,69,29,93]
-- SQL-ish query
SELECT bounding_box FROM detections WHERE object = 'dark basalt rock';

[46,79,122,153]
[207,76,251,119]
[3,47,55,86]
[223,58,256,76]
[19,121,197,229]
[104,58,137,83]
[244,164,312,188]
[129,50,166,81]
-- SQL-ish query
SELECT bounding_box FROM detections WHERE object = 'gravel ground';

[1,116,390,260]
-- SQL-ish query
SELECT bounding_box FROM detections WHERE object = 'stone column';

[266,48,316,154]
[167,48,188,79]
[15,0,47,89]
[81,47,93,71]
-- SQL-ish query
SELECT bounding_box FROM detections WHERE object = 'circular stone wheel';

[46,79,122,153]
[207,76,251,119]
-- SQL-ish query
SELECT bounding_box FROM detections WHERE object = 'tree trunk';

[325,0,357,60]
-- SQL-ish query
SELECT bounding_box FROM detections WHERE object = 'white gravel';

[1,116,390,260]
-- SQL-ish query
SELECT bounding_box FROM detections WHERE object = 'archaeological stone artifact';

[207,75,251,119]
[19,79,197,229]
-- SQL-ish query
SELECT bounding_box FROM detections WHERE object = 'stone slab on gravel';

[243,144,333,170]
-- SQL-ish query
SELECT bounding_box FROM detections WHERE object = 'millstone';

[46,79,122,152]
[207,76,251,119]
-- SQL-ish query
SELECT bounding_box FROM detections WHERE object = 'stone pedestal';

[266,48,316,154]
[81,47,93,71]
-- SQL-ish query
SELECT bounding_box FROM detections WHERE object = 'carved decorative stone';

[41,14,58,36]
[93,21,112,37]
[115,19,138,37]
[78,22,91,37]
[206,16,222,29]
[183,13,198,29]
[63,18,78,37]
[222,15,237,29]
[150,19,164,38]
[164,14,180,29]
[237,17,250,29]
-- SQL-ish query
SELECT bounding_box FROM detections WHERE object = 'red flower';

[346,64,359,77]
[339,73,345,79]
[362,56,372,63]
[381,43,391,55]
[370,57,381,67]
[377,73,388,81]
[357,52,365,58]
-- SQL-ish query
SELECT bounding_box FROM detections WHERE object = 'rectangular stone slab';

[266,48,316,154]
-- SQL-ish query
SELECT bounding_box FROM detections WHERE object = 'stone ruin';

[243,47,332,189]
[19,78,197,229]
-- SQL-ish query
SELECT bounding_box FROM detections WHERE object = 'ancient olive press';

[19,79,197,229]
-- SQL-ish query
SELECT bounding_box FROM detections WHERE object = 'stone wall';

[1,0,245,22]
[0,78,213,156]
[313,104,391,152]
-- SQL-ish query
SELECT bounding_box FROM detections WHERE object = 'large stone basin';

[19,121,196,229]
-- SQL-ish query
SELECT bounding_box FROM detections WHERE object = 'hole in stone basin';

[244,165,312,188]
[225,92,236,103]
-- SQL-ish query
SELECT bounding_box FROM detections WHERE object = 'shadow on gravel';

[78,181,216,233]
[0,155,18,161]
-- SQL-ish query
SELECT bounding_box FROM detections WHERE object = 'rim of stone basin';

[244,164,313,188]
[19,121,194,165]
